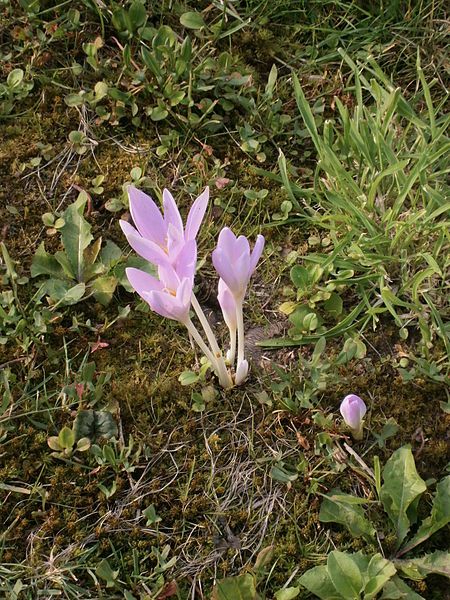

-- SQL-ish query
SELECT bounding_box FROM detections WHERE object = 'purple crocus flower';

[340,394,367,440]
[126,265,193,324]
[120,186,209,274]
[212,227,265,300]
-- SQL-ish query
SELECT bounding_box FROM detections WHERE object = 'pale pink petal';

[158,263,181,293]
[217,227,236,254]
[128,186,166,246]
[218,278,237,329]
[120,221,169,267]
[147,290,182,321]
[185,187,209,240]
[233,235,250,261]
[163,189,183,234]
[233,251,251,296]
[174,239,197,280]
[166,223,185,259]
[212,247,241,296]
[148,277,192,323]
[249,234,265,273]
[125,267,163,299]
[177,277,194,310]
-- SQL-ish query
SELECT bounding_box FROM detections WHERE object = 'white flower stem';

[227,326,236,366]
[236,297,245,367]
[185,318,220,372]
[190,294,233,388]
[350,424,364,441]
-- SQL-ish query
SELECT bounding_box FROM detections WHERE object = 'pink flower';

[340,394,367,439]
[212,228,264,300]
[125,265,193,324]
[120,186,209,276]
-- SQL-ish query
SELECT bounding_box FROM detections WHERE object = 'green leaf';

[364,555,396,599]
[58,426,75,449]
[31,243,65,279]
[73,410,118,442]
[60,282,86,305]
[7,68,24,88]
[178,371,199,386]
[274,588,299,600]
[143,504,162,525]
[180,11,206,30]
[100,240,122,267]
[319,490,375,541]
[327,551,363,599]
[54,251,76,279]
[211,574,257,600]
[299,565,342,600]
[47,436,62,451]
[90,275,117,306]
[83,237,102,268]
[324,292,343,316]
[270,463,298,483]
[399,476,450,554]
[141,47,162,81]
[290,265,310,289]
[60,193,93,282]
[191,392,205,412]
[380,575,425,599]
[395,551,450,581]
[373,418,399,448]
[76,437,91,452]
[95,558,119,588]
[41,280,86,305]
[128,0,146,28]
[380,446,427,546]
[64,93,85,107]
[150,106,168,121]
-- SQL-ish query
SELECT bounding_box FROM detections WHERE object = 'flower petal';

[166,222,185,259]
[125,267,163,299]
[249,234,265,273]
[233,250,251,297]
[234,235,250,261]
[218,278,237,329]
[163,189,183,234]
[147,290,182,321]
[158,262,181,293]
[128,186,166,246]
[185,187,209,240]
[212,247,241,297]
[174,239,197,280]
[120,220,169,267]
[148,276,192,323]
[217,227,237,255]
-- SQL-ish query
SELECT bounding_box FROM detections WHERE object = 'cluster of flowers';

[121,186,264,388]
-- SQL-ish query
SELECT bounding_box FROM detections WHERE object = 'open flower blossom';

[126,265,193,324]
[340,394,367,440]
[120,186,209,276]
[212,228,265,301]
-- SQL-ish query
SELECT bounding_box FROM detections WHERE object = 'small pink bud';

[340,394,367,440]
